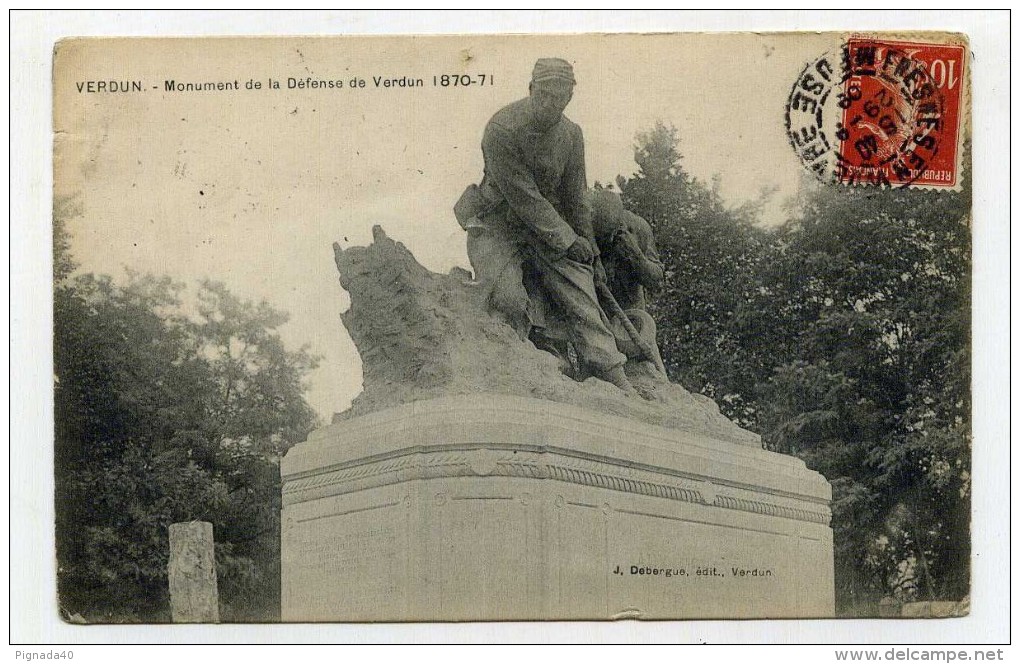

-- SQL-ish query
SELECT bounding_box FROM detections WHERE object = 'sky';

[55,33,837,418]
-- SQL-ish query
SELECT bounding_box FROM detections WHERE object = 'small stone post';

[168,521,219,623]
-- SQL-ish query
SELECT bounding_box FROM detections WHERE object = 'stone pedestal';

[281,394,834,621]
[168,521,219,623]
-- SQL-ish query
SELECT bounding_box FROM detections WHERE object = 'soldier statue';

[455,58,635,394]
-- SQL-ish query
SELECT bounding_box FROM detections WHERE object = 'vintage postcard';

[52,31,973,626]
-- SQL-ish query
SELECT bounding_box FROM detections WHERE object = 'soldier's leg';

[612,309,666,376]
[630,310,666,374]
[612,309,661,359]
[529,251,632,392]
[466,227,530,339]
[521,259,575,370]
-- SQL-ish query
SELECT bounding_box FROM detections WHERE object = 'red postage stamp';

[786,35,967,189]
[835,38,966,188]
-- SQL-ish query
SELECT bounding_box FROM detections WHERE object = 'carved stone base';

[281,395,834,621]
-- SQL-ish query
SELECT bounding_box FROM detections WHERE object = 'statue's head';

[528,58,575,131]
[590,188,626,244]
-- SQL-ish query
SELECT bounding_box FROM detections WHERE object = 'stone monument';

[168,521,219,623]
[280,228,834,621]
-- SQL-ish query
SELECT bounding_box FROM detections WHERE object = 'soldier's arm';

[618,213,665,291]
[482,124,578,255]
[636,240,666,292]
[561,127,596,252]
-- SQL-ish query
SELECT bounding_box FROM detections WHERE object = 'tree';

[758,173,971,611]
[618,123,971,614]
[618,121,775,426]
[54,258,320,621]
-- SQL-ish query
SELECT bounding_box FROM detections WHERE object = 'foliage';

[619,123,971,613]
[618,121,777,426]
[54,252,320,621]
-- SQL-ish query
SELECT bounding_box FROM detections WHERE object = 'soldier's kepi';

[454,58,636,395]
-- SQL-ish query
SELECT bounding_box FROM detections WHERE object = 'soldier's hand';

[565,236,595,264]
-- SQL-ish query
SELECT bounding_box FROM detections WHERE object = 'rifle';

[594,279,667,377]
